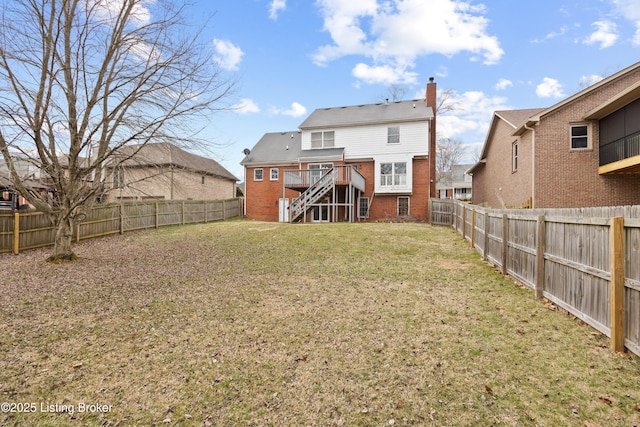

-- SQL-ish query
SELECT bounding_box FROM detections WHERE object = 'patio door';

[309,163,333,184]
[312,205,330,222]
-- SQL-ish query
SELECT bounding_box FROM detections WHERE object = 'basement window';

[358,197,369,218]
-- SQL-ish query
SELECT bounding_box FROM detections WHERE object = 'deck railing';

[284,166,365,191]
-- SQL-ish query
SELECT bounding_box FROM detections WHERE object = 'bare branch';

[0,0,237,259]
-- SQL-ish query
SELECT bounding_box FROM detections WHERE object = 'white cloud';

[92,0,154,27]
[533,25,569,43]
[437,90,510,140]
[435,66,449,78]
[312,0,503,83]
[271,102,307,118]
[611,0,640,45]
[580,74,604,88]
[232,98,260,114]
[536,77,565,98]
[213,39,244,71]
[583,20,618,48]
[352,63,418,85]
[269,0,286,20]
[495,78,512,91]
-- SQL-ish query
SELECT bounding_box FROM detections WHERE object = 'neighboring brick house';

[436,163,473,200]
[469,61,640,209]
[241,80,437,222]
[104,142,237,203]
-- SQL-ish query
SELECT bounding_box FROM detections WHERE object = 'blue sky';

[181,0,640,181]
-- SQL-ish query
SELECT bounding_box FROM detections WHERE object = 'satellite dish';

[242,148,250,155]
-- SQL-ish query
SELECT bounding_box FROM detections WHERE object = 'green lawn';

[0,220,638,426]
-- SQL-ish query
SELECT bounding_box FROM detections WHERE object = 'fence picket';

[0,198,242,254]
[431,198,640,356]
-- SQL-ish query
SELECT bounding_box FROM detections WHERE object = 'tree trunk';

[48,214,77,262]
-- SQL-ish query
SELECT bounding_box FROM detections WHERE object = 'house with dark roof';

[104,142,237,203]
[241,80,437,222]
[469,61,640,209]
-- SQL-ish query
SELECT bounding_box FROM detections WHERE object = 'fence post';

[471,208,476,248]
[501,214,508,276]
[610,216,625,353]
[483,212,489,261]
[535,215,545,299]
[223,199,227,220]
[13,212,19,255]
[155,202,159,228]
[461,205,467,240]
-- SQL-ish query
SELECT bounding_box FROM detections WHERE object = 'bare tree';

[0,0,235,261]
[436,137,466,185]
[435,88,462,114]
[379,84,409,102]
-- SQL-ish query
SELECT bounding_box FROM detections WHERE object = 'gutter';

[524,123,536,209]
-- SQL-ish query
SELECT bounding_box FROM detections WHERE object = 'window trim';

[270,168,279,181]
[512,140,518,172]
[380,161,407,187]
[397,196,410,216]
[570,123,591,150]
[254,168,263,181]
[358,197,369,218]
[311,131,335,149]
[387,126,400,144]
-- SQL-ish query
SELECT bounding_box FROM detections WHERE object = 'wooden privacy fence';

[430,198,640,357]
[0,198,242,254]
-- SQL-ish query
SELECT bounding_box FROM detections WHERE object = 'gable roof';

[240,131,302,166]
[513,61,640,135]
[299,99,433,129]
[467,108,545,174]
[116,143,237,182]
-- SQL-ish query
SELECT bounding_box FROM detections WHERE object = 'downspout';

[524,123,535,209]
[244,166,248,217]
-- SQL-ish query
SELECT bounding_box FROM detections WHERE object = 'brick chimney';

[426,77,437,200]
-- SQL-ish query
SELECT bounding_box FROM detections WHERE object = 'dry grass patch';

[0,220,639,426]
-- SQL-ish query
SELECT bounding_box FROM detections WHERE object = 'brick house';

[241,80,437,222]
[469,61,640,209]
[104,142,237,203]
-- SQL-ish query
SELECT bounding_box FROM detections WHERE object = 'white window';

[397,196,410,216]
[570,124,590,149]
[380,162,407,187]
[254,168,263,181]
[512,141,518,172]
[387,126,400,144]
[270,168,279,181]
[358,197,369,218]
[113,168,124,188]
[311,131,335,148]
